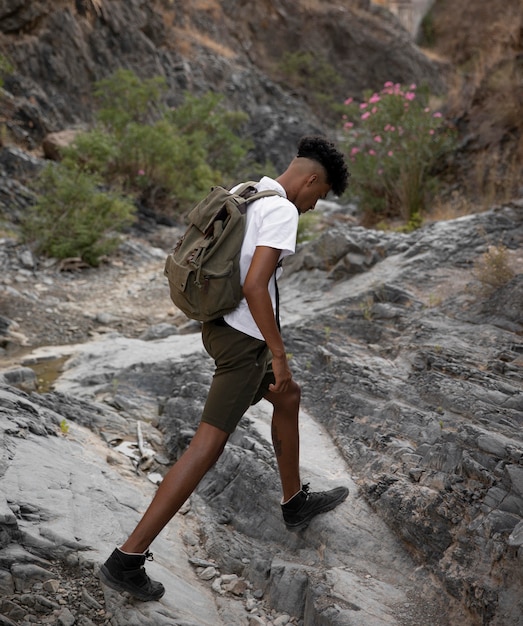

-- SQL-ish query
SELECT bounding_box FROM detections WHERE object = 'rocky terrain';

[0,0,444,174]
[1,198,522,625]
[1,1,522,625]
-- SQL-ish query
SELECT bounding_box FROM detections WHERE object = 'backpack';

[164,181,282,322]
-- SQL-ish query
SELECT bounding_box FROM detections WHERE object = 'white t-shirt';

[224,176,299,340]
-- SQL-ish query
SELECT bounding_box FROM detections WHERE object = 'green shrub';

[93,69,167,136]
[166,92,251,182]
[24,70,253,265]
[342,82,456,225]
[63,72,251,209]
[61,128,119,176]
[22,165,136,266]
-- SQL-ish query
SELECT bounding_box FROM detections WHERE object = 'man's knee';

[288,380,301,405]
[191,422,229,462]
[266,380,301,411]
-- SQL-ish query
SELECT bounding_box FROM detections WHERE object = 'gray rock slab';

[30,332,203,400]
[0,400,228,626]
[249,402,454,625]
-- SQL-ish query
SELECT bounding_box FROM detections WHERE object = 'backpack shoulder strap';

[234,181,284,210]
[234,181,259,197]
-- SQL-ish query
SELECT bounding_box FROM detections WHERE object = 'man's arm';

[242,245,292,393]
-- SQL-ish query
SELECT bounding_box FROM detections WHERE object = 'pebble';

[198,566,217,580]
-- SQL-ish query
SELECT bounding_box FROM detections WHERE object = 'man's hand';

[269,353,293,393]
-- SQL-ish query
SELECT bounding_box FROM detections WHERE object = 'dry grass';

[472,245,516,296]
[159,0,234,57]
[170,26,236,58]
[424,193,475,224]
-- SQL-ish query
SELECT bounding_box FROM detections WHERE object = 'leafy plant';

[165,91,251,183]
[341,82,457,225]
[63,71,251,209]
[24,70,254,265]
[93,69,167,136]
[22,165,136,266]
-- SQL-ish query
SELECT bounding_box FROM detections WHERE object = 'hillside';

[417,0,523,209]
[0,0,441,171]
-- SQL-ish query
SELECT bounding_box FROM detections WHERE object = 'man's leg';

[99,422,229,600]
[122,422,229,553]
[264,380,302,501]
[265,381,349,530]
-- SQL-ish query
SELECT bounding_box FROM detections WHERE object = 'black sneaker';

[281,483,349,531]
[99,548,165,601]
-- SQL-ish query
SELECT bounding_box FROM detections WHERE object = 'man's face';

[295,174,331,214]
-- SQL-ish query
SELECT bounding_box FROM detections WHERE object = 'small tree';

[342,82,456,226]
[22,165,136,266]
[93,68,167,135]
[23,70,254,265]
[166,92,251,184]
[63,72,251,208]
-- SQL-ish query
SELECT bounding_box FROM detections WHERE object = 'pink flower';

[350,147,360,156]
[387,150,394,156]
[371,107,378,114]
[384,81,394,88]
[369,94,381,103]
[360,102,368,109]
[138,169,145,176]
[405,91,416,101]
[424,107,431,113]
[368,149,376,156]
[433,112,442,118]
[409,83,417,90]
[361,112,371,120]
[374,135,382,143]
[344,122,354,130]
[429,129,435,135]
[344,97,353,105]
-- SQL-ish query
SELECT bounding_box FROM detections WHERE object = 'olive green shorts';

[200,318,275,434]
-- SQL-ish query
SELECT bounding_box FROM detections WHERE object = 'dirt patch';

[0,227,189,362]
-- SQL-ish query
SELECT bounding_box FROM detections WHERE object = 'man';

[99,135,350,601]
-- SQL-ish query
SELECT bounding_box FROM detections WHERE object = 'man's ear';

[306,173,318,186]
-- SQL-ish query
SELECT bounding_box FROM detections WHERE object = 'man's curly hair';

[297,135,350,196]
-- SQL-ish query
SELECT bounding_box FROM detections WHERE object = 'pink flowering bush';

[342,82,456,225]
